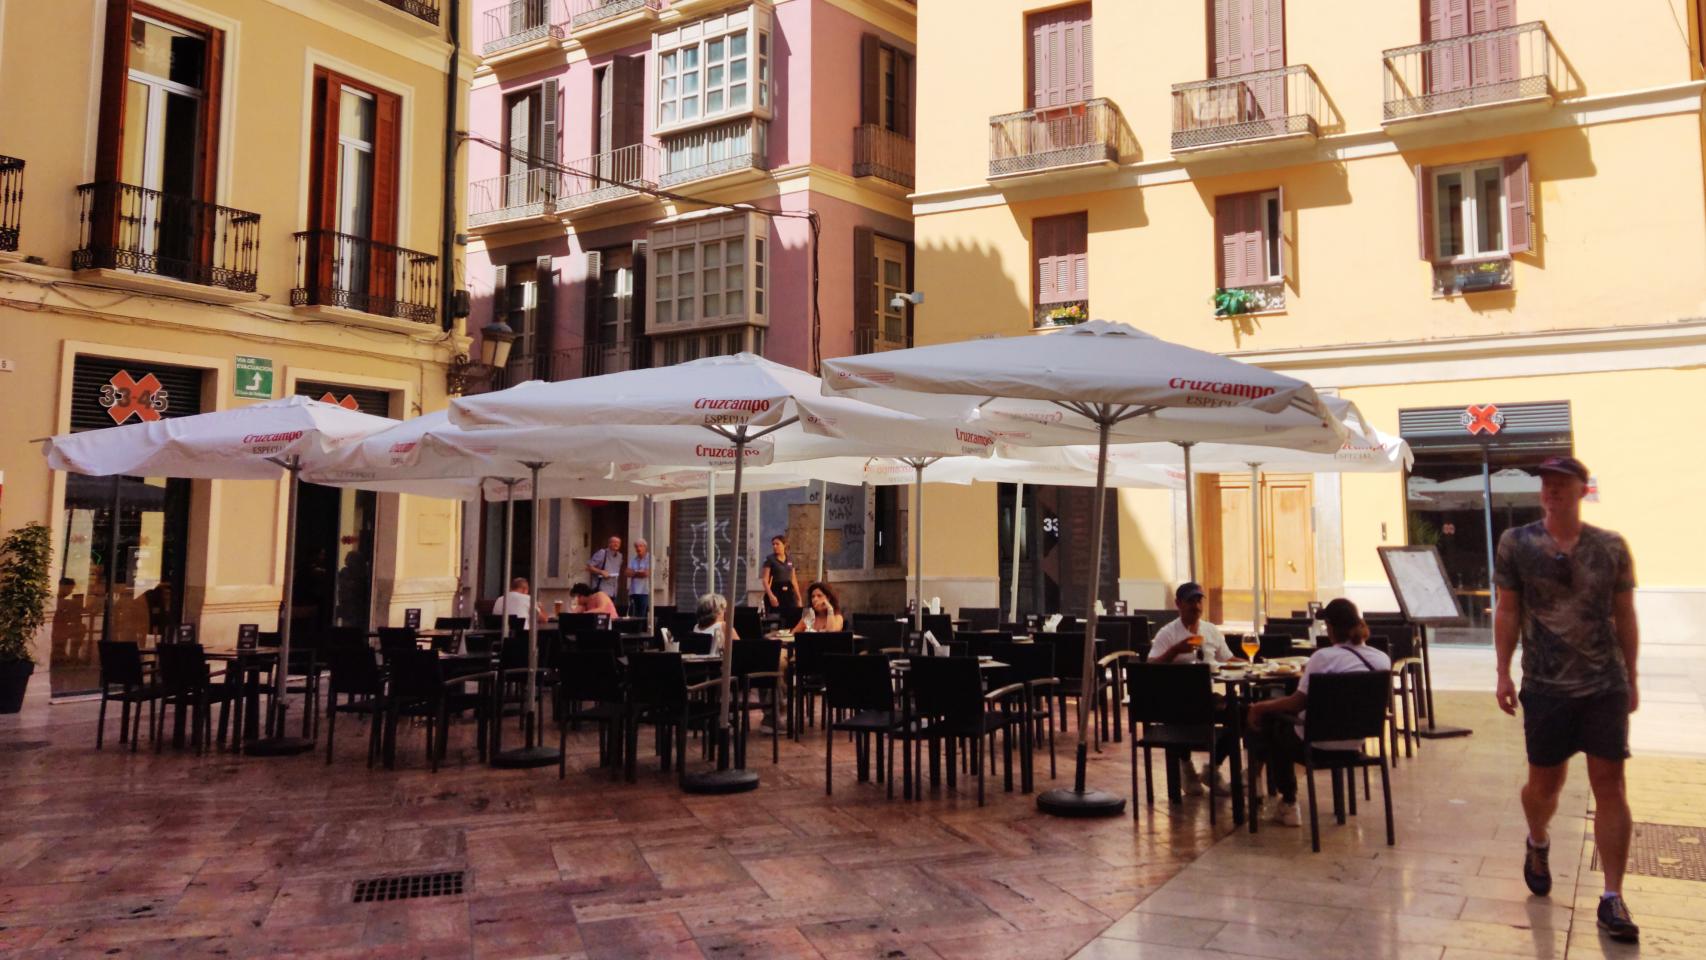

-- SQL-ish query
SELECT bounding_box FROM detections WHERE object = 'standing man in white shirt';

[493,576,542,628]
[1149,582,1237,797]
[587,537,623,600]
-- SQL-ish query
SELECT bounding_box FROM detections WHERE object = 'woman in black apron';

[762,535,802,629]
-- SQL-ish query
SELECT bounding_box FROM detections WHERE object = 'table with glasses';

[1209,658,1305,827]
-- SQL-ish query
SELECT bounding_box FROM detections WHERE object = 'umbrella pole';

[500,481,515,652]
[815,480,827,586]
[1181,442,1197,583]
[247,458,313,756]
[682,432,759,795]
[493,463,560,768]
[1481,451,1497,617]
[913,462,924,633]
[1038,415,1126,817]
[1250,463,1263,635]
[706,472,717,599]
[1008,481,1025,623]
[103,475,120,645]
[644,494,655,634]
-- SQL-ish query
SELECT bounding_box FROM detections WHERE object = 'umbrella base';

[681,769,760,795]
[1418,724,1473,740]
[245,736,314,757]
[1037,787,1127,818]
[492,745,562,769]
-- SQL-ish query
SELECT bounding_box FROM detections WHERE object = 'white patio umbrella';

[451,353,990,794]
[41,395,395,756]
[823,320,1349,818]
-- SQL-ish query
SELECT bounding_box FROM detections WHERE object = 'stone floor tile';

[1097,910,1225,947]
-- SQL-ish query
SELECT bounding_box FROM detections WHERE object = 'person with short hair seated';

[1244,597,1392,827]
[694,592,735,656]
[569,582,618,619]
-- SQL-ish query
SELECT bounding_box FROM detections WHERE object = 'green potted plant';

[0,522,51,713]
[1041,303,1088,327]
[1214,287,1271,318]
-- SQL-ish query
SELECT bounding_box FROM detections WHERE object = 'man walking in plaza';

[1494,455,1640,943]
[587,536,623,600]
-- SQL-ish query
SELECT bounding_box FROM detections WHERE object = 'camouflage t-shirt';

[1493,522,1634,698]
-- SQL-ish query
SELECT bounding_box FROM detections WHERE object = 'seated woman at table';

[569,582,619,619]
[790,581,845,633]
[1243,598,1391,828]
[693,592,735,655]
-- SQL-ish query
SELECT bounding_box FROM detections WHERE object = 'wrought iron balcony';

[469,168,560,227]
[569,0,660,31]
[0,155,22,252]
[560,143,660,211]
[291,230,438,324]
[659,118,769,188]
[477,340,650,392]
[1383,21,1556,123]
[481,0,564,55]
[1172,65,1324,154]
[854,125,915,189]
[989,98,1122,180]
[73,181,261,292]
[374,0,440,25]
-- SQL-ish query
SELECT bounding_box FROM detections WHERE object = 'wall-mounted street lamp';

[447,318,519,394]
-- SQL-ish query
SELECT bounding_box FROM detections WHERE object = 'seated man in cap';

[1149,581,1238,797]
[1244,598,1391,827]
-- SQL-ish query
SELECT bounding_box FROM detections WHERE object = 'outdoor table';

[209,649,277,746]
[1211,660,1303,828]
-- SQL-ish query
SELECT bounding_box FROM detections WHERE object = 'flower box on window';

[1213,282,1285,318]
[1432,256,1512,296]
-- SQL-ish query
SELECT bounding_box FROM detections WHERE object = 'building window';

[1033,211,1088,326]
[1417,155,1530,292]
[646,210,767,336]
[1434,163,1504,260]
[655,328,762,366]
[1027,3,1093,109]
[861,35,913,136]
[653,5,772,134]
[854,228,910,352]
[1215,189,1285,313]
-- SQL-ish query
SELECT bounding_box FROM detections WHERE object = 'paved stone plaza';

[2,676,1702,959]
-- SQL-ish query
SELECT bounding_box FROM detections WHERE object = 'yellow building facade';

[0,0,474,694]
[911,0,1706,640]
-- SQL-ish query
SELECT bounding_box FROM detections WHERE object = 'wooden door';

[1263,476,1315,618]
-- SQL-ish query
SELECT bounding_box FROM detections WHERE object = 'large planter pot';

[0,660,34,714]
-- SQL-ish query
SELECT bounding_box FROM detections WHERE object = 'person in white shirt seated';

[493,576,542,628]
[693,592,735,656]
[1244,597,1392,827]
[1148,581,1238,797]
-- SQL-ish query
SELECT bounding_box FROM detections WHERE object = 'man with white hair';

[628,538,652,618]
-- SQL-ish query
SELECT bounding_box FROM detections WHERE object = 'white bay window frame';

[653,3,773,136]
[646,209,769,337]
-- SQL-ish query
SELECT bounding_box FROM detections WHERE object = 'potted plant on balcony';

[0,522,50,713]
[1213,286,1272,318]
[1041,303,1089,328]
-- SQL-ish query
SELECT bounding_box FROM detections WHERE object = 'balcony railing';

[659,118,769,187]
[481,0,564,54]
[989,98,1121,180]
[1172,65,1324,153]
[854,125,915,189]
[374,0,441,25]
[469,168,559,227]
[73,181,260,292]
[560,143,660,210]
[570,0,660,30]
[479,340,650,392]
[1383,22,1555,122]
[1,155,22,252]
[291,230,438,324]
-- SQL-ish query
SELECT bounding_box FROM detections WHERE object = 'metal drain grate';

[351,870,465,903]
[1592,822,1706,881]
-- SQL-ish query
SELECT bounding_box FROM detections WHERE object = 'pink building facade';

[463,0,917,611]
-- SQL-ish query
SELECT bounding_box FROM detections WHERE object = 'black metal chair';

[555,647,626,778]
[153,643,235,754]
[623,652,722,783]
[788,632,853,738]
[989,641,1058,788]
[558,613,605,643]
[377,627,419,657]
[733,606,764,641]
[434,616,472,631]
[678,631,715,656]
[732,639,785,765]
[823,654,906,796]
[1299,671,1397,852]
[382,647,495,771]
[858,618,907,655]
[324,642,386,766]
[96,640,159,751]
[904,656,1027,805]
[1125,661,1229,825]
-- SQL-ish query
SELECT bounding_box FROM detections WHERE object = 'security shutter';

[71,356,206,432]
[1399,401,1571,453]
[670,494,746,608]
[296,381,391,418]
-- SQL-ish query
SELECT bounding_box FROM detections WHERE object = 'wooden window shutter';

[1239,194,1265,285]
[308,70,342,296]
[894,52,913,138]
[1216,196,1240,286]
[1030,13,1050,108]
[1077,13,1094,101]
[1064,213,1088,301]
[615,55,646,149]
[1487,0,1518,83]
[492,263,510,327]
[1212,0,1236,78]
[533,255,555,378]
[853,227,876,343]
[1504,154,1532,253]
[94,0,134,184]
[197,28,224,205]
[1415,163,1436,261]
[583,249,604,342]
[370,90,402,246]
[861,34,882,126]
[1034,216,1057,304]
[1275,184,1290,283]
[539,79,559,166]
[1252,0,1283,74]
[629,240,650,369]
